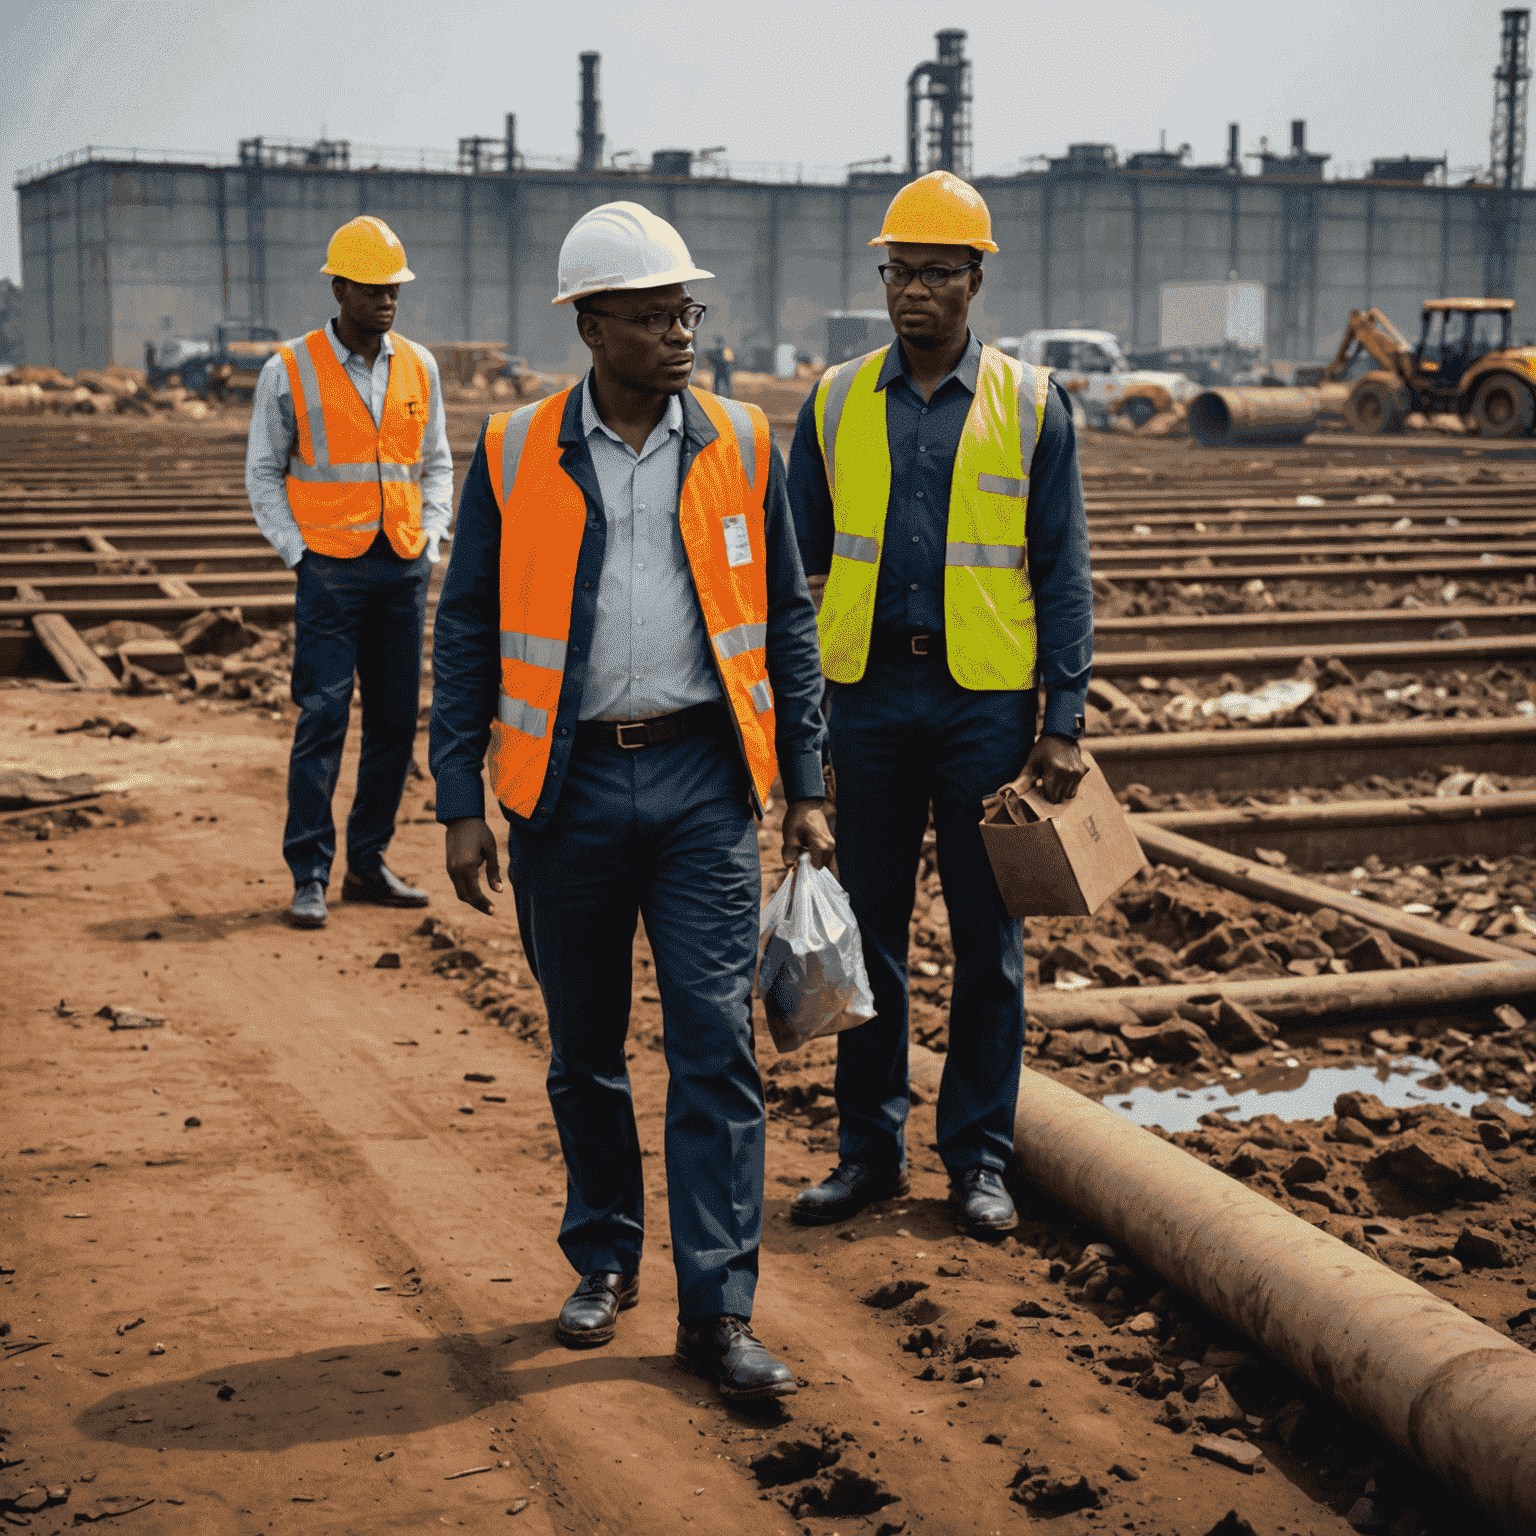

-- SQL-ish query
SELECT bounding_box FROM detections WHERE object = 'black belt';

[869,631,945,660]
[575,700,730,752]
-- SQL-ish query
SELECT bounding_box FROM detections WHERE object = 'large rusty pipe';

[1188,384,1348,447]
[906,1046,1536,1532]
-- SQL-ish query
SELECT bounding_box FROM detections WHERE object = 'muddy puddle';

[1100,1053,1534,1134]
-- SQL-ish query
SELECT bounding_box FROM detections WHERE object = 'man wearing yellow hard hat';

[245,215,452,928]
[787,171,1094,1237]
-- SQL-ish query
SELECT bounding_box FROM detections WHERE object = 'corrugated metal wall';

[17,159,1532,372]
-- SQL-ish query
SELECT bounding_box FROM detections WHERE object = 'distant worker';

[786,170,1094,1237]
[429,202,832,1401]
[705,334,735,397]
[245,215,453,929]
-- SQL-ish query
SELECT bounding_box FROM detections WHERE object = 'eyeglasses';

[878,262,980,289]
[583,303,707,335]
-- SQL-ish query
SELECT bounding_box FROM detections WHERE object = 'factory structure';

[14,18,1536,375]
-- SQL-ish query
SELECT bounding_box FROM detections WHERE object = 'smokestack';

[1227,122,1240,172]
[1291,119,1306,154]
[505,113,517,173]
[578,52,604,174]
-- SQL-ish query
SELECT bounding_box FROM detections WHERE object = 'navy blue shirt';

[787,331,1093,740]
[429,381,828,828]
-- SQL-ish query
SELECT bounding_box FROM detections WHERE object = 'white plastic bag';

[756,854,877,1052]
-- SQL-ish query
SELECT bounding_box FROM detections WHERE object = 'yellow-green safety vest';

[813,343,1051,690]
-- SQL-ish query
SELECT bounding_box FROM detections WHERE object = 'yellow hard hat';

[869,170,999,253]
[320,216,415,284]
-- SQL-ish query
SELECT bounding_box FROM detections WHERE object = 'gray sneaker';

[290,880,327,928]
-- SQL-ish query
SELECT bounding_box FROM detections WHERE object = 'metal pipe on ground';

[1024,956,1536,1030]
[906,1045,1536,1533]
[1188,385,1349,447]
[1134,791,1536,869]
[1087,717,1536,793]
[1130,819,1535,963]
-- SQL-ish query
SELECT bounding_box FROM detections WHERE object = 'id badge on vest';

[721,513,753,568]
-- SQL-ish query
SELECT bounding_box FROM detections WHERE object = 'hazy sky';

[1,0,1520,284]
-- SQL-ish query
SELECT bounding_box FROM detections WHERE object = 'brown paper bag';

[978,749,1148,916]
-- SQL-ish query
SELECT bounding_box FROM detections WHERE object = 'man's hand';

[445,817,502,913]
[1003,733,1088,805]
[781,797,835,870]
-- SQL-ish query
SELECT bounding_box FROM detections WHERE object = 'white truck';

[993,329,1198,427]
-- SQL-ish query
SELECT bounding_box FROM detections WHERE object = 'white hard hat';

[552,200,714,306]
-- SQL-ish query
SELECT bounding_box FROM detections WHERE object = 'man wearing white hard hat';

[245,215,453,929]
[430,202,831,1403]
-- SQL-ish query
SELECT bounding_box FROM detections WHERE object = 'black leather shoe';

[341,863,429,907]
[290,880,327,928]
[554,1272,639,1348]
[951,1166,1018,1236]
[675,1315,797,1403]
[789,1161,910,1226]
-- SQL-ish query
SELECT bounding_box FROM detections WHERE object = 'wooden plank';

[1096,604,1536,652]
[30,613,119,690]
[1093,632,1536,677]
[157,578,200,599]
[0,594,295,622]
[80,529,117,554]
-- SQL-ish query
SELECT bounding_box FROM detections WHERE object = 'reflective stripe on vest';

[484,386,779,819]
[814,344,1051,690]
[279,329,430,560]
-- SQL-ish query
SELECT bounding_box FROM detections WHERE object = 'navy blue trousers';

[505,726,765,1323]
[283,536,430,886]
[826,651,1036,1177]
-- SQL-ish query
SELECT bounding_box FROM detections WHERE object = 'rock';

[1416,1256,1464,1281]
[178,608,261,656]
[1472,1100,1530,1142]
[1222,1142,1273,1180]
[1335,1091,1399,1133]
[1452,1225,1508,1269]
[12,1489,48,1513]
[953,1362,987,1384]
[1491,1003,1527,1032]
[1108,1462,1140,1481]
[1011,1298,1051,1318]
[1122,1018,1215,1065]
[1282,1153,1329,1186]
[1191,1435,1264,1473]
[1125,1311,1159,1337]
[1378,1130,1508,1200]
[98,1004,165,1031]
[1179,926,1238,969]
[1135,1365,1179,1400]
[1066,1029,1128,1062]
[1478,1120,1511,1152]
[863,1279,929,1310]
[1213,999,1275,1050]
[429,929,463,950]
[431,948,482,972]
[1155,1396,1192,1431]
[374,952,401,969]
[1100,1348,1153,1373]
[1337,930,1408,972]
[1331,1118,1377,1148]
[1010,1470,1104,1512]
[901,1324,949,1355]
[959,1332,1018,1361]
[1191,1374,1246,1432]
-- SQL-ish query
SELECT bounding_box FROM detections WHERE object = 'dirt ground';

[6,678,1533,1536]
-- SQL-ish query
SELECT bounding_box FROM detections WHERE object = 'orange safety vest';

[484,385,777,820]
[278,328,430,559]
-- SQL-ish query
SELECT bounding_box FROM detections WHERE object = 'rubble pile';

[0,363,214,419]
[1086,654,1536,734]
[71,609,294,709]
[1095,570,1536,622]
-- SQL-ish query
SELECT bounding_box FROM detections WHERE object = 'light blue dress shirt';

[244,319,453,568]
[578,377,723,722]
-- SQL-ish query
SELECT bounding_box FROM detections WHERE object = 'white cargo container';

[1159,281,1266,352]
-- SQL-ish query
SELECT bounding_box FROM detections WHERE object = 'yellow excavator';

[1316,298,1536,438]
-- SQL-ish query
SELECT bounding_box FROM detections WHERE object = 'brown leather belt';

[870,630,944,660]
[575,700,730,752]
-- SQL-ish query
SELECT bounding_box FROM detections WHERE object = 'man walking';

[429,202,832,1402]
[705,335,735,398]
[246,215,452,928]
[786,171,1094,1237]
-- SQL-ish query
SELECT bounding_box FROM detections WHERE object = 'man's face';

[577,283,697,395]
[333,278,399,335]
[882,242,982,352]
